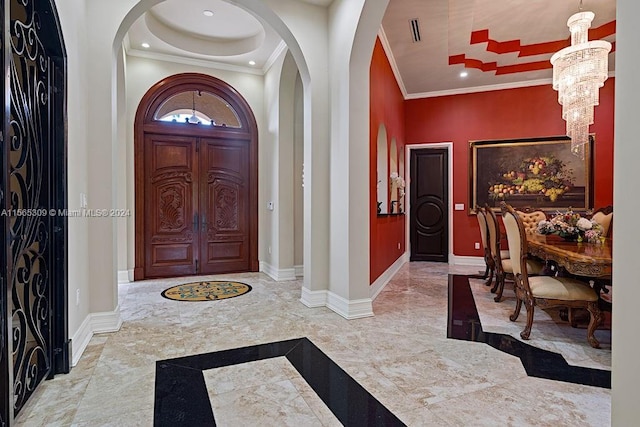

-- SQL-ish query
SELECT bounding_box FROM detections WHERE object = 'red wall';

[404,80,615,257]
[370,38,406,283]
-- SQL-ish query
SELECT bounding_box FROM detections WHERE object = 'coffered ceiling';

[125,0,617,97]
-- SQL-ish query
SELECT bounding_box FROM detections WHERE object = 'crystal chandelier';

[550,3,611,159]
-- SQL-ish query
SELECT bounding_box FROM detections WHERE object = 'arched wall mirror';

[389,138,398,212]
[376,124,388,214]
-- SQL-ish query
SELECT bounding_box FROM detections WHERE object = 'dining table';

[526,233,613,315]
[526,233,612,278]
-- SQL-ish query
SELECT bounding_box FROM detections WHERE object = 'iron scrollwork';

[9,0,52,415]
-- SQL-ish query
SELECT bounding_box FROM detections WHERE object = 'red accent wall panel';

[370,38,406,283]
[404,80,614,257]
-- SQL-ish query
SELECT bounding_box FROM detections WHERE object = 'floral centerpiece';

[537,209,603,242]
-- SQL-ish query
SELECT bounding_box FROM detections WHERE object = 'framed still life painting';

[469,135,593,213]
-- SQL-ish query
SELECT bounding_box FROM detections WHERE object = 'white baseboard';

[370,252,409,300]
[259,261,296,281]
[300,287,328,308]
[451,255,485,267]
[294,265,304,277]
[71,315,93,367]
[326,291,374,319]
[70,306,123,367]
[117,269,133,283]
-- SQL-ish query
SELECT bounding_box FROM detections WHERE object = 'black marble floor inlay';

[154,337,405,426]
[447,274,611,389]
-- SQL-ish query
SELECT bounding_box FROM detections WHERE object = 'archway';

[133,73,258,279]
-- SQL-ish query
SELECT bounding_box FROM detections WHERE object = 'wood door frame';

[405,143,454,264]
[134,73,259,280]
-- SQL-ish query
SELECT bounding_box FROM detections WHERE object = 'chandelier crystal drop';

[550,10,611,159]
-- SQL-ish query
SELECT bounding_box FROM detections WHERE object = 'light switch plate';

[454,203,464,211]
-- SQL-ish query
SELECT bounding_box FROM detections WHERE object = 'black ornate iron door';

[1,0,68,423]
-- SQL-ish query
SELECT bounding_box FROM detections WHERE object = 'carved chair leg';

[586,301,602,349]
[494,276,506,302]
[520,300,535,340]
[480,264,489,280]
[490,271,501,294]
[484,268,494,286]
[568,308,578,328]
[510,297,523,321]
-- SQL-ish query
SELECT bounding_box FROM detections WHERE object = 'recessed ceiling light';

[249,60,256,66]
[460,71,468,78]
[203,10,214,17]
[141,42,150,48]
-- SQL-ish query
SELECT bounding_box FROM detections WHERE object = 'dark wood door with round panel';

[135,74,258,279]
[410,148,449,262]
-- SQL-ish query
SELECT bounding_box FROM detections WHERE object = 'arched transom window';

[154,90,242,128]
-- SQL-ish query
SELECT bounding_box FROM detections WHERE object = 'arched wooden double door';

[134,74,258,279]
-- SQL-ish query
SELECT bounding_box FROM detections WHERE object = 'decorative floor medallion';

[161,281,252,302]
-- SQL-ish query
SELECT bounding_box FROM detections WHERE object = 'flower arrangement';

[390,172,406,197]
[537,209,603,242]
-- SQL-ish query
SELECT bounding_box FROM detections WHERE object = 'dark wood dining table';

[526,233,612,278]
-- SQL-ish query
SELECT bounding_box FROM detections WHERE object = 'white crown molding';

[126,48,264,76]
[263,40,288,74]
[406,78,552,99]
[405,70,616,100]
[377,27,408,99]
[370,252,409,301]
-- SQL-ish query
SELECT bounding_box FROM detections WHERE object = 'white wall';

[293,73,304,268]
[611,0,640,424]
[259,48,298,280]
[324,0,389,313]
[54,0,91,342]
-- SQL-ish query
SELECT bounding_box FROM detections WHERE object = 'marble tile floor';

[15,262,611,426]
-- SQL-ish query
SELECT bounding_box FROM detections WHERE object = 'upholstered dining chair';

[484,204,544,302]
[500,202,603,348]
[475,205,494,286]
[515,207,547,234]
[591,205,613,237]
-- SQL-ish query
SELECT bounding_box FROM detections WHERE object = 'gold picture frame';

[469,135,593,213]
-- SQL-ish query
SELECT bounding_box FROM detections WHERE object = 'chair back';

[591,206,613,237]
[516,208,547,234]
[500,202,530,287]
[484,205,499,259]
[475,206,489,250]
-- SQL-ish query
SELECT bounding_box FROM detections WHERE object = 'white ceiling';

[125,0,617,95]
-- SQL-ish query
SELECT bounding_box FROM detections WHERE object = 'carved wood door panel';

[143,135,252,277]
[199,138,250,274]
[144,134,199,278]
